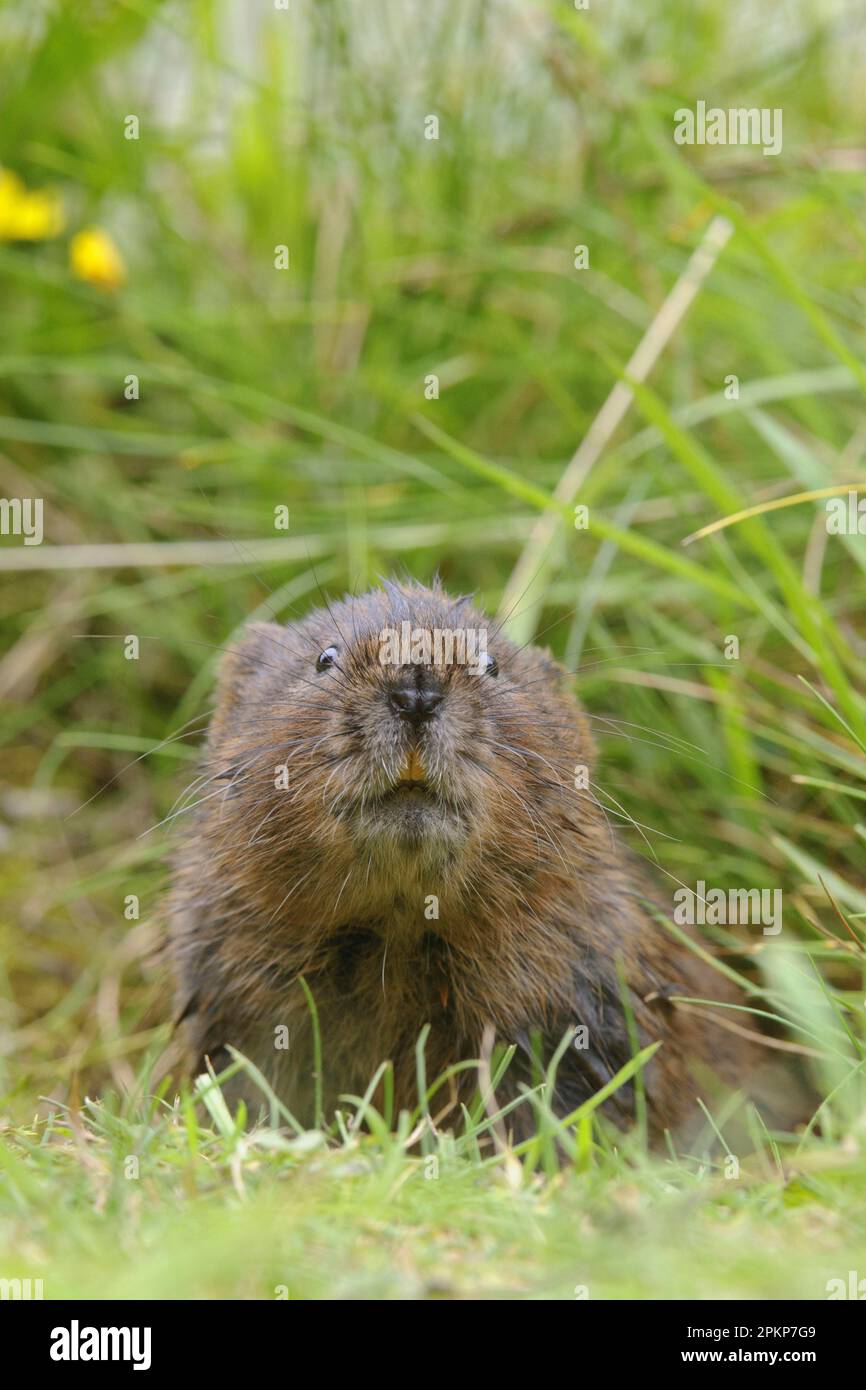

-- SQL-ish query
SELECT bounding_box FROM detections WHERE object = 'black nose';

[388,682,443,724]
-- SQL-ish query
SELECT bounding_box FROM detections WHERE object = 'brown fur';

[168,580,765,1141]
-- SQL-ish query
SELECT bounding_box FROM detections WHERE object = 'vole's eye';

[480,653,499,677]
[316,646,338,673]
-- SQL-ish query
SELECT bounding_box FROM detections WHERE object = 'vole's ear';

[529,644,574,695]
[208,622,286,740]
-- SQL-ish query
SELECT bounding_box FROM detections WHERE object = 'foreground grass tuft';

[3,1054,866,1300]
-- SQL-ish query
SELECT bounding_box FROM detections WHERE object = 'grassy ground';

[1,0,866,1299]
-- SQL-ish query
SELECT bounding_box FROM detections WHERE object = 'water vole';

[168,578,758,1139]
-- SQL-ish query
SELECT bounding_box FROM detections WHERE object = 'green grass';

[1,0,866,1299]
[4,1064,866,1301]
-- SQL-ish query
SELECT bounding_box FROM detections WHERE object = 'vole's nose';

[388,672,443,724]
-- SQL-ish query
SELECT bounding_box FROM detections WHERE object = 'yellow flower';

[0,169,64,240]
[70,226,126,290]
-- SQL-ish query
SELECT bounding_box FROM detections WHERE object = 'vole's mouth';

[346,744,467,853]
[393,746,427,788]
[381,746,439,802]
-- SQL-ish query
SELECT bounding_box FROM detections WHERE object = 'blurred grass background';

[1,0,866,1298]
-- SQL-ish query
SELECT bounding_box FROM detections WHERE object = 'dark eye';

[481,653,498,677]
[316,646,338,673]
